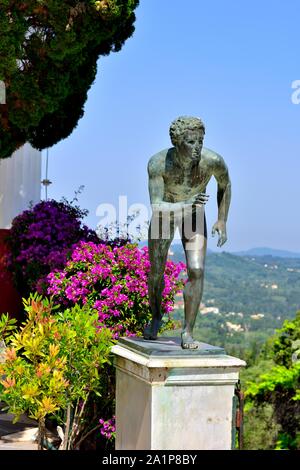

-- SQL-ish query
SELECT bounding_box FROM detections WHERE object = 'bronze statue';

[144,116,231,349]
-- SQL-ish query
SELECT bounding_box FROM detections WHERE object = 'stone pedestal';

[112,337,246,450]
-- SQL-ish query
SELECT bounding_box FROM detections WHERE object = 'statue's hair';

[169,116,205,147]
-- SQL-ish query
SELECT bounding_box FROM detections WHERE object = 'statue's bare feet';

[143,318,162,340]
[181,332,199,349]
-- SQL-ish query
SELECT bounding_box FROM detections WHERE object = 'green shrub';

[0,294,114,450]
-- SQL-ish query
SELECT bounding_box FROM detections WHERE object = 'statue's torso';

[153,147,216,203]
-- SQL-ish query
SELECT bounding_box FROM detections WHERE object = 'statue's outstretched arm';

[212,156,231,247]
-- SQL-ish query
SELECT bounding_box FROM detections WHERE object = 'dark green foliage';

[243,404,280,450]
[272,312,300,367]
[0,0,139,159]
[245,313,300,449]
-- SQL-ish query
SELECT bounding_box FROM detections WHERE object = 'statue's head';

[169,116,205,161]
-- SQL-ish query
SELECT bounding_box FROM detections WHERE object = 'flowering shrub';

[0,295,114,450]
[48,241,185,337]
[7,199,98,295]
[45,241,184,449]
[99,416,116,441]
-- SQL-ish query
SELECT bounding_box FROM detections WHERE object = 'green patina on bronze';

[144,116,231,349]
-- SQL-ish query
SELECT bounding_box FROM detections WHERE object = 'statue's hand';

[212,220,227,247]
[186,193,209,206]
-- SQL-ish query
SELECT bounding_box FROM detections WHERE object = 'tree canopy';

[0,0,139,159]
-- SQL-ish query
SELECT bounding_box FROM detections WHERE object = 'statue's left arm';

[212,155,231,247]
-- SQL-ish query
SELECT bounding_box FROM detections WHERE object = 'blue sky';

[46,0,300,252]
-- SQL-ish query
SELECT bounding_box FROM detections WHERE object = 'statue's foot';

[143,319,162,341]
[181,332,199,349]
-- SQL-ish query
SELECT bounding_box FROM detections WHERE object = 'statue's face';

[178,129,204,161]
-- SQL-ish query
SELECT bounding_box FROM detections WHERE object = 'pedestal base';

[112,337,246,450]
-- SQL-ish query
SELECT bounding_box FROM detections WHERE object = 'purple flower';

[99,416,116,441]
[7,199,98,294]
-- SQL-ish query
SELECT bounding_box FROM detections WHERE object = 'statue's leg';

[181,211,207,349]
[144,221,173,340]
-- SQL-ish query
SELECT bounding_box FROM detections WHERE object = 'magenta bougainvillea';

[47,241,185,337]
[99,416,116,441]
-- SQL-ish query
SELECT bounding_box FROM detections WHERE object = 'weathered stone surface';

[0,412,38,450]
[0,440,38,450]
[1,427,38,442]
[118,337,225,357]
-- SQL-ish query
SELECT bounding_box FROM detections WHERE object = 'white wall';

[0,143,41,228]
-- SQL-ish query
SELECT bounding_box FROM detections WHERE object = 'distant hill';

[169,248,300,326]
[233,247,300,258]
[140,242,300,259]
[138,241,300,354]
[166,249,300,354]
